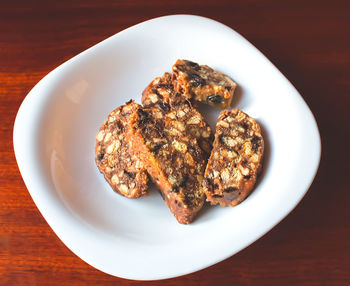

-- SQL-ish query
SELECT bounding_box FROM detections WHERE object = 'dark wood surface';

[1,0,349,285]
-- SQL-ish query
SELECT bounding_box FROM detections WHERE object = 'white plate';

[13,15,321,280]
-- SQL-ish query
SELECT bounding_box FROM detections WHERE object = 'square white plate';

[13,15,321,280]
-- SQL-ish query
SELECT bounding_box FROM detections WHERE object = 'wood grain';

[1,0,349,285]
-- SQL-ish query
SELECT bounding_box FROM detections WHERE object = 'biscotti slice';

[203,109,264,207]
[142,74,214,158]
[95,101,148,198]
[172,59,237,109]
[127,103,206,224]
[141,72,185,111]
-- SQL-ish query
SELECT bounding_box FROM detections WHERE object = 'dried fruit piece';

[95,101,148,198]
[203,109,264,207]
[127,103,207,224]
[172,59,237,109]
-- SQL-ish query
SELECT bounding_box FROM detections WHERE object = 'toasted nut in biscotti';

[172,59,237,109]
[142,73,214,159]
[203,109,264,207]
[127,102,207,224]
[95,100,149,198]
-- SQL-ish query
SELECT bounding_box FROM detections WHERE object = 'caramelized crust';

[127,102,206,224]
[95,101,148,198]
[172,59,237,109]
[203,109,264,207]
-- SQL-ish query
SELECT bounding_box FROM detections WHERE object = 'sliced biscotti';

[172,59,237,109]
[141,72,185,111]
[164,101,214,158]
[95,101,149,198]
[142,73,214,158]
[127,102,206,224]
[203,109,264,207]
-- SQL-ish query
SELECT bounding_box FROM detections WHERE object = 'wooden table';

[1,1,349,285]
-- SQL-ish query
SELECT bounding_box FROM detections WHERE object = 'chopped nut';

[167,111,176,119]
[230,129,238,136]
[189,128,200,138]
[176,157,183,165]
[108,116,116,123]
[222,136,236,147]
[119,184,129,195]
[111,174,119,185]
[96,130,105,142]
[239,165,250,176]
[168,175,177,186]
[218,120,229,128]
[235,111,246,122]
[153,137,166,143]
[148,93,158,103]
[172,121,185,131]
[225,116,234,123]
[185,152,195,166]
[187,115,201,125]
[154,111,163,119]
[103,132,112,143]
[197,175,203,184]
[232,169,243,181]
[135,160,144,169]
[201,130,211,138]
[226,150,237,158]
[213,152,219,160]
[106,141,116,154]
[172,140,187,153]
[168,127,181,136]
[243,142,252,155]
[237,126,245,133]
[251,153,259,163]
[177,110,186,118]
[221,168,230,182]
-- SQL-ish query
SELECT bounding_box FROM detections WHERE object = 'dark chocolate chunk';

[240,122,249,131]
[251,135,261,152]
[124,170,135,179]
[213,194,223,198]
[179,174,189,188]
[138,109,151,126]
[224,187,238,193]
[188,73,206,87]
[150,144,162,153]
[207,94,223,104]
[115,120,124,132]
[170,186,179,193]
[97,152,104,161]
[186,60,200,70]
[157,83,173,90]
[158,101,170,112]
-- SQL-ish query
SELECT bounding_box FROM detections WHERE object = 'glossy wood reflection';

[1,0,349,285]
